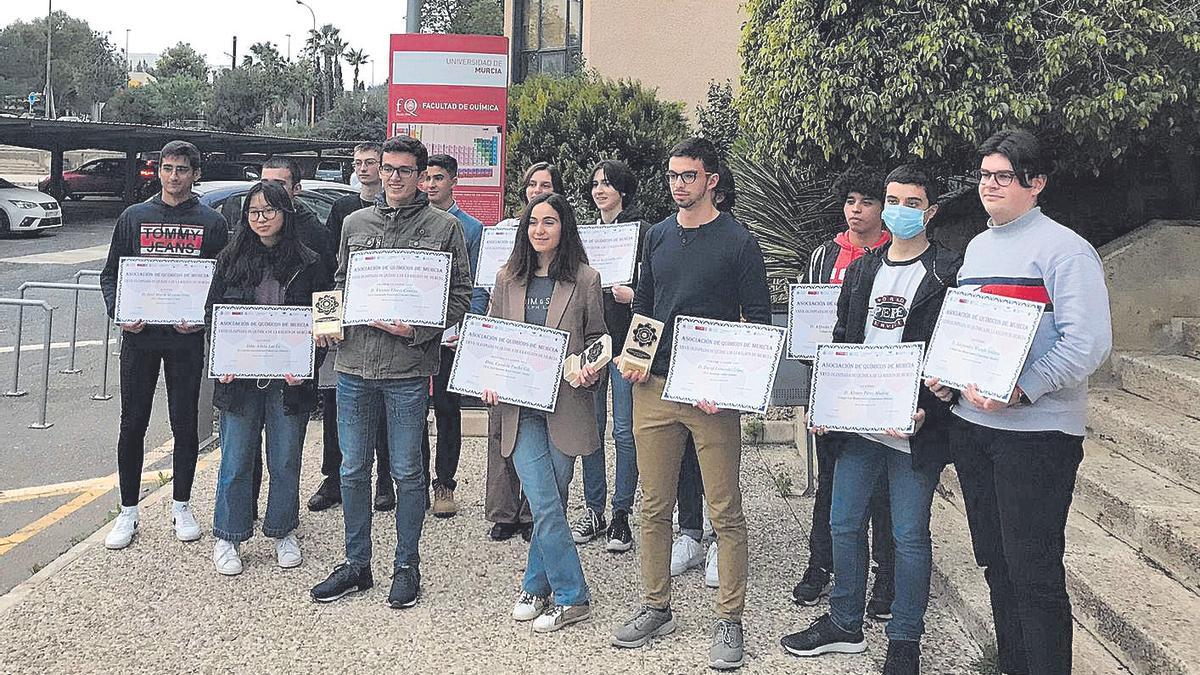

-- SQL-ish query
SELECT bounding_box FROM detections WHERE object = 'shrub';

[505,71,690,222]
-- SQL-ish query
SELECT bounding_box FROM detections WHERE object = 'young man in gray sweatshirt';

[927,129,1112,675]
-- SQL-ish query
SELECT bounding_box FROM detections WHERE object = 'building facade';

[503,0,744,115]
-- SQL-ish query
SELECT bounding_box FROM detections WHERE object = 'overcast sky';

[1,0,412,86]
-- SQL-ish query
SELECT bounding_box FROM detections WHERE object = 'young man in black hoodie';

[780,164,961,675]
[99,140,228,550]
[792,167,896,620]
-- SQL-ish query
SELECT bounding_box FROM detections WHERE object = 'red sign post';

[387,34,509,225]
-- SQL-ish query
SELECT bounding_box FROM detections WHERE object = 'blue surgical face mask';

[882,203,930,240]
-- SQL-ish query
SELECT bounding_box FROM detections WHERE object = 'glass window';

[540,0,567,49]
[516,0,582,82]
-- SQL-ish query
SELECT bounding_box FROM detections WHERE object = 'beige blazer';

[490,263,607,457]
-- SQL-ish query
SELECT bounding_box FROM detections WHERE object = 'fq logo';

[396,98,418,116]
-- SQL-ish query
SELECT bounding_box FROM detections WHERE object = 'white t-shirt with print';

[859,254,928,452]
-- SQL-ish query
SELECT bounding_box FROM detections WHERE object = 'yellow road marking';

[0,488,109,555]
[0,469,173,504]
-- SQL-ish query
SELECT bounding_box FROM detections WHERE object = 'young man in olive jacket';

[781,164,961,675]
[310,135,473,609]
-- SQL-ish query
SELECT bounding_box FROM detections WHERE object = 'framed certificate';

[662,316,787,414]
[343,248,451,327]
[113,257,215,325]
[809,342,924,433]
[474,225,518,289]
[922,288,1044,402]
[208,304,315,379]
[447,313,569,413]
[579,222,640,288]
[786,284,841,360]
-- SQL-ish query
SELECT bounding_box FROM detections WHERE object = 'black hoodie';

[99,193,228,349]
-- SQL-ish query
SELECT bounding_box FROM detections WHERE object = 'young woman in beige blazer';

[481,192,607,633]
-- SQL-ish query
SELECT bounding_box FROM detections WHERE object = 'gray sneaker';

[611,606,677,648]
[710,619,745,670]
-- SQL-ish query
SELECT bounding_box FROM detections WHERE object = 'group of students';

[95,126,1110,674]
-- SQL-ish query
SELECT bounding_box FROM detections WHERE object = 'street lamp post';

[44,0,52,119]
[296,0,317,125]
[125,29,131,72]
[286,33,291,61]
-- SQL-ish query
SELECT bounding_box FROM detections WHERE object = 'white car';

[0,178,62,234]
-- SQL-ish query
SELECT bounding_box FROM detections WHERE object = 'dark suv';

[38,157,160,201]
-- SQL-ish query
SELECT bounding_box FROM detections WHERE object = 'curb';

[0,443,222,617]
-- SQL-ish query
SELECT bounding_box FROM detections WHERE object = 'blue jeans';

[512,410,590,606]
[214,386,306,542]
[336,373,428,570]
[581,361,638,514]
[829,435,940,642]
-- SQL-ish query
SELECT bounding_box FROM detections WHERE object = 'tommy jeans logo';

[139,224,204,256]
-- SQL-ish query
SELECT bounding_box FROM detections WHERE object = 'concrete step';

[1116,352,1200,413]
[930,467,1130,674]
[1066,512,1200,675]
[1089,388,1200,487]
[1075,439,1200,594]
[1181,318,1200,359]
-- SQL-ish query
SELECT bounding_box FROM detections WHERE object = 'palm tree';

[344,48,369,92]
[315,24,342,112]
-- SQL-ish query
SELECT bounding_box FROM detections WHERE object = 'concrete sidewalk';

[0,425,982,673]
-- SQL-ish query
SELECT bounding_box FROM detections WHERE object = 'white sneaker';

[670,534,705,576]
[104,508,139,550]
[172,501,202,542]
[705,541,720,588]
[703,514,715,542]
[275,533,302,569]
[213,539,243,575]
[512,590,549,621]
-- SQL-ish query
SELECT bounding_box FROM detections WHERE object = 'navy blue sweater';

[632,211,772,376]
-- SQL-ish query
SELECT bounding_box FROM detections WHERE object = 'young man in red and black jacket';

[782,163,961,674]
[98,140,229,551]
[792,167,896,620]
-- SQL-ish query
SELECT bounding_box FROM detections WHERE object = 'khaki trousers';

[634,375,748,621]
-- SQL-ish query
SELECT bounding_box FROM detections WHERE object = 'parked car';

[192,180,356,235]
[0,178,62,235]
[38,157,159,201]
[314,160,347,183]
[196,161,261,182]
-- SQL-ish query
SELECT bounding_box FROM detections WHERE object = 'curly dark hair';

[832,166,885,203]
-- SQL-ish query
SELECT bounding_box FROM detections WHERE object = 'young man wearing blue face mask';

[781,164,962,675]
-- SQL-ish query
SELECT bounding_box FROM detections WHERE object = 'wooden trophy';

[564,334,613,387]
[312,290,344,339]
[618,314,664,378]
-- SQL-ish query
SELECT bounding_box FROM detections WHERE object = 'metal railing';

[63,269,102,374]
[8,281,109,404]
[1,298,55,429]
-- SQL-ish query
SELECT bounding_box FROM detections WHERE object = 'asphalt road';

[0,198,200,595]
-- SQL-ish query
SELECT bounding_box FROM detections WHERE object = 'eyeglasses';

[352,159,379,168]
[248,207,280,221]
[379,164,419,178]
[665,170,702,185]
[160,164,193,175]
[974,169,1022,187]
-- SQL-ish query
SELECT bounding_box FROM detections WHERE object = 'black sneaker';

[307,476,341,512]
[490,522,520,541]
[606,511,634,553]
[374,478,396,512]
[311,562,373,603]
[867,574,894,621]
[388,564,421,609]
[791,566,832,605]
[883,640,921,674]
[571,508,606,544]
[780,614,867,657]
[519,522,533,542]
